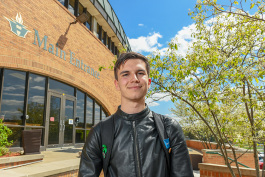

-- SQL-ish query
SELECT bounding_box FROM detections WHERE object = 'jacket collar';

[115,105,151,121]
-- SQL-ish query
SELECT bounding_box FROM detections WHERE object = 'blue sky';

[108,0,197,117]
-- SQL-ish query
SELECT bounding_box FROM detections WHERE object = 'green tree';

[148,1,265,176]
[172,101,217,149]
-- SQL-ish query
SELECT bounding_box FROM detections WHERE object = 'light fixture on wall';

[76,12,90,23]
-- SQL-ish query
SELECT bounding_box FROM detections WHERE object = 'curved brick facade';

[0,0,120,115]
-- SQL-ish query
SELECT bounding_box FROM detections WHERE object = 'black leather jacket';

[79,106,194,177]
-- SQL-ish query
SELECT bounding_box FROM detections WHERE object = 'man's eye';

[122,74,128,77]
[138,72,144,75]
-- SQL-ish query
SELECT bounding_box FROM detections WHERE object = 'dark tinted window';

[27,74,46,126]
[8,127,23,147]
[86,96,93,128]
[49,78,74,96]
[85,12,92,30]
[78,2,84,16]
[94,102,100,124]
[69,0,75,15]
[102,109,107,119]
[76,130,85,143]
[58,0,65,6]
[1,69,26,125]
[76,90,85,128]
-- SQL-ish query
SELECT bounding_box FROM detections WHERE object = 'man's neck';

[120,100,146,114]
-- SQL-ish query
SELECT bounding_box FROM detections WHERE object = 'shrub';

[0,119,13,156]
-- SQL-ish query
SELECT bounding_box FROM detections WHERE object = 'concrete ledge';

[199,163,261,177]
[0,158,80,177]
[0,154,44,164]
[202,148,253,154]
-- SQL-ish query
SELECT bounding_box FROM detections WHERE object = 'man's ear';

[148,78,151,88]
[114,79,120,91]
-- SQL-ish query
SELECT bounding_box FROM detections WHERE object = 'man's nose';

[130,74,139,82]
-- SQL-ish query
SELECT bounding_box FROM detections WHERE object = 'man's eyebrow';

[119,70,129,75]
[137,69,146,73]
[119,69,146,75]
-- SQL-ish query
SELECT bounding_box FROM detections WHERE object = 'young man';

[78,52,194,177]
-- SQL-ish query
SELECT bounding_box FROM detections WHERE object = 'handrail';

[206,151,250,168]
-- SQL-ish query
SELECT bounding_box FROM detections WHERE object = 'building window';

[108,37,111,51]
[84,12,92,30]
[106,36,109,48]
[101,109,107,119]
[86,96,93,128]
[76,89,85,128]
[75,95,94,144]
[111,42,115,54]
[49,78,74,96]
[78,2,84,16]
[102,31,107,45]
[58,0,65,6]
[0,68,109,147]
[96,24,102,40]
[94,102,100,124]
[76,129,85,143]
[115,46,118,56]
[69,0,78,16]
[8,127,23,147]
[26,74,46,127]
[1,69,26,126]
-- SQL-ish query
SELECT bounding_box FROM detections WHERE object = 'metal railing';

[91,0,131,51]
[206,151,250,168]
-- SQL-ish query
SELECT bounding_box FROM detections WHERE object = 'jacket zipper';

[133,121,142,177]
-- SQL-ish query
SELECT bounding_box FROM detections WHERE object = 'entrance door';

[46,92,76,148]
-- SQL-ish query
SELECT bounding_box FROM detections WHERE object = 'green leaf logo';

[102,145,107,158]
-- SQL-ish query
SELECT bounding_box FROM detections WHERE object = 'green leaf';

[250,3,255,9]
[255,77,259,83]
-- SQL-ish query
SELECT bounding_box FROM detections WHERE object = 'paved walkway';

[0,147,81,177]
[1,147,201,176]
[194,170,200,177]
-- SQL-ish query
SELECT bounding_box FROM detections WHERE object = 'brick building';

[0,0,130,150]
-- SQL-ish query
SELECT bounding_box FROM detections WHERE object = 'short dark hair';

[114,52,150,80]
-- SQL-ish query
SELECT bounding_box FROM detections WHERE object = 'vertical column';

[91,16,98,37]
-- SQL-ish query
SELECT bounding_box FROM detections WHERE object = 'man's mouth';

[128,86,142,89]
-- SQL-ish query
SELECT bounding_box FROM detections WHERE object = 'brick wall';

[186,140,219,151]
[202,149,255,169]
[199,163,261,177]
[0,0,120,114]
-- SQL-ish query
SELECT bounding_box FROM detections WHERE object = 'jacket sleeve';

[78,124,103,177]
[165,118,194,177]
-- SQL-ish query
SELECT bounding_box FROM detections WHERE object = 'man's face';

[114,59,151,103]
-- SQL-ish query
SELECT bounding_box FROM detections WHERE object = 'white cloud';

[3,86,16,91]
[1,99,24,106]
[145,99,160,107]
[146,92,171,107]
[4,93,24,97]
[31,86,45,90]
[128,32,162,53]
[138,24,144,27]
[165,113,181,122]
[34,76,45,82]
[28,96,44,103]
[128,23,197,56]
[151,92,171,102]
[170,23,197,57]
